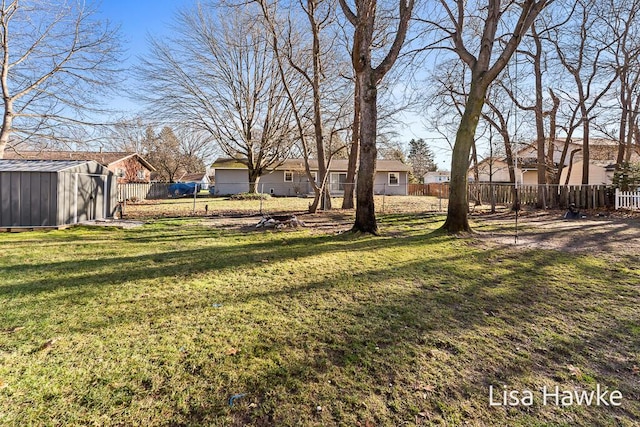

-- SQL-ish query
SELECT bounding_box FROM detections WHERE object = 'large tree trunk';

[352,72,378,234]
[342,78,360,209]
[248,169,261,193]
[442,82,486,233]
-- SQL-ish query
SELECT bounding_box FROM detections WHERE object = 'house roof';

[211,158,247,169]
[0,159,99,172]
[212,157,412,172]
[180,172,209,182]
[3,150,156,171]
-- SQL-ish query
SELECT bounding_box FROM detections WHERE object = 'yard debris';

[256,214,305,229]
[3,326,24,334]
[225,347,239,356]
[228,393,246,407]
[36,338,58,352]
[568,364,583,378]
[212,303,223,308]
[564,204,586,220]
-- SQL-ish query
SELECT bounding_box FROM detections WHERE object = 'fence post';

[615,188,619,210]
[382,184,386,214]
[260,183,264,215]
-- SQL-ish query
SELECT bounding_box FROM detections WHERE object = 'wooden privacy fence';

[615,188,640,210]
[410,182,617,209]
[118,183,171,201]
[408,183,449,197]
[468,184,616,209]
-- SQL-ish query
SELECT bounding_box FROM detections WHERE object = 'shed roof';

[0,159,94,172]
[3,150,156,171]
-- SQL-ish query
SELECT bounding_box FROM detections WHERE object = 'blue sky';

[95,0,452,167]
[98,0,191,61]
[95,0,193,114]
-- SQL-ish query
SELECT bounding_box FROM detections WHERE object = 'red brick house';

[3,150,156,184]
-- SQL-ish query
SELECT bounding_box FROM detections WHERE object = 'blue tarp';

[168,182,200,197]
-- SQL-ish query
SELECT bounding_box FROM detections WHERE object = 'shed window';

[388,172,400,186]
[284,171,294,182]
[137,170,145,180]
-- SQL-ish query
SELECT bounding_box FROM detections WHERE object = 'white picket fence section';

[615,188,640,210]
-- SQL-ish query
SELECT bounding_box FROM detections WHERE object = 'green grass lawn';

[123,195,449,219]
[0,214,639,426]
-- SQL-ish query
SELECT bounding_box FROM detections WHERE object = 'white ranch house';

[212,158,411,196]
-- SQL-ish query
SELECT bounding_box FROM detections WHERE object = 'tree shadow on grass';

[2,220,639,426]
[43,246,631,426]
[0,224,451,328]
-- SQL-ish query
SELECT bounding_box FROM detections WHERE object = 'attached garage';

[0,160,118,228]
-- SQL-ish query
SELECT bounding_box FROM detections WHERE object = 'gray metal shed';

[0,160,118,228]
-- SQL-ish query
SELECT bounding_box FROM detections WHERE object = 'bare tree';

[104,116,149,153]
[257,0,352,212]
[606,0,640,166]
[0,0,122,157]
[142,126,207,183]
[551,0,620,185]
[339,0,414,234]
[137,4,296,192]
[424,0,551,233]
[106,119,216,179]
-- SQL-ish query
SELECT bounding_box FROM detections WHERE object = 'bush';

[229,192,271,200]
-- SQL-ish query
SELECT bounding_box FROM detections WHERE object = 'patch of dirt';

[199,211,355,234]
[472,209,640,257]
[198,208,640,257]
[81,219,145,229]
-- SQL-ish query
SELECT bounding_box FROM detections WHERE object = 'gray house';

[212,158,411,196]
[0,160,117,228]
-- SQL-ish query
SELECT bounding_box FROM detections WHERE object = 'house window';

[310,171,318,184]
[116,168,125,178]
[284,170,294,182]
[388,172,400,186]
[330,172,347,192]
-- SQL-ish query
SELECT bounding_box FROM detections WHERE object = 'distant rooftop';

[212,157,412,172]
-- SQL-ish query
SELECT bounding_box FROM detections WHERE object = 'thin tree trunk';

[0,114,11,158]
[342,78,360,209]
[530,24,547,208]
[0,76,12,159]
[470,140,481,206]
[564,148,581,185]
[581,118,590,185]
[546,90,559,184]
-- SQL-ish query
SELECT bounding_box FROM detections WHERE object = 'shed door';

[76,175,107,222]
